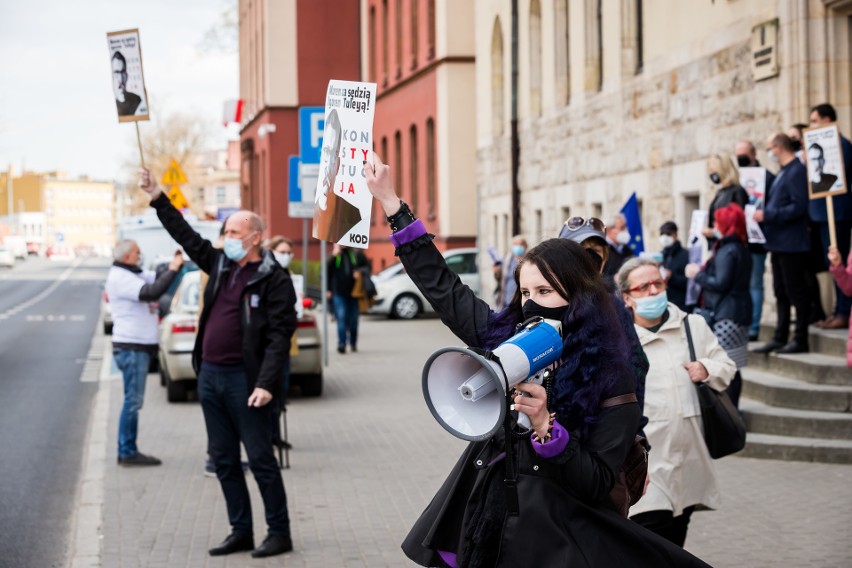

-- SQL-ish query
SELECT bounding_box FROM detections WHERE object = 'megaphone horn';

[422,318,563,441]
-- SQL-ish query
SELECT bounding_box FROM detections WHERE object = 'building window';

[394,130,402,198]
[491,18,504,137]
[584,0,603,92]
[636,0,644,74]
[382,0,389,85]
[410,0,419,69]
[395,0,403,78]
[410,125,419,213]
[554,0,570,105]
[427,0,436,59]
[380,136,389,224]
[620,0,643,76]
[369,7,377,82]
[426,118,436,220]
[216,186,226,203]
[535,209,543,243]
[529,0,542,117]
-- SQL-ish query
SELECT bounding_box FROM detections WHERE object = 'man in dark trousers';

[139,169,297,559]
[809,103,852,330]
[752,134,812,354]
[106,241,182,466]
[658,221,690,312]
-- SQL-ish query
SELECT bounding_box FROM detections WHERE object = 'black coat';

[662,241,690,311]
[762,159,810,253]
[695,236,753,326]
[151,194,297,394]
[395,234,707,568]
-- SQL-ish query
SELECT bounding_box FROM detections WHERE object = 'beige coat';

[629,304,736,518]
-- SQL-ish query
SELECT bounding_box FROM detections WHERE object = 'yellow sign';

[167,185,189,209]
[161,159,188,186]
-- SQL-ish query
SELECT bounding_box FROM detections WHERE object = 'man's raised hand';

[138,168,162,199]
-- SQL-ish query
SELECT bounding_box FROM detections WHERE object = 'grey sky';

[0,0,237,182]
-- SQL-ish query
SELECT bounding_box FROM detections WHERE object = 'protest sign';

[107,29,149,123]
[739,167,767,204]
[744,204,766,244]
[312,80,377,248]
[803,124,847,199]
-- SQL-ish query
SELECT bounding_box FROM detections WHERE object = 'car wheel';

[298,373,323,397]
[166,374,189,402]
[391,294,421,320]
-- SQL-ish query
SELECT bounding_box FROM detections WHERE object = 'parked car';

[158,270,323,402]
[0,247,15,268]
[369,247,480,319]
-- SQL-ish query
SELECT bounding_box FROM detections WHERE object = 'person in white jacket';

[616,257,735,547]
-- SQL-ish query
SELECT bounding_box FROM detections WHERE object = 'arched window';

[529,0,542,117]
[426,118,436,220]
[395,0,403,78]
[410,125,419,212]
[491,17,504,136]
[369,6,377,82]
[380,136,389,224]
[554,0,570,105]
[410,0,419,69]
[394,130,402,197]
[584,0,603,92]
[427,0,436,59]
[382,0,389,85]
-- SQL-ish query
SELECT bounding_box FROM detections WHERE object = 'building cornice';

[378,55,475,100]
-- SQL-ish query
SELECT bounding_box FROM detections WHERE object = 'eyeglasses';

[628,279,666,294]
[559,217,606,237]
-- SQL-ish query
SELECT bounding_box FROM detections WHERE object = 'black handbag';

[684,316,747,459]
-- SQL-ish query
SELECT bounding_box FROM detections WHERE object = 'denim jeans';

[198,361,290,536]
[114,349,151,459]
[749,253,766,337]
[333,294,360,348]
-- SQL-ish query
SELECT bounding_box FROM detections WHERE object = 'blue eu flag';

[620,192,644,254]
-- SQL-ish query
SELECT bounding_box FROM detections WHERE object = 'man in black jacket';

[139,169,297,559]
[658,221,690,312]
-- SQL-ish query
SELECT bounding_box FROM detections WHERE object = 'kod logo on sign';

[298,107,325,164]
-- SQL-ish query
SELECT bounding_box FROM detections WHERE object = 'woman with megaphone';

[364,156,709,568]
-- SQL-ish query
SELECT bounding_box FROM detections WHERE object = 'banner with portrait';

[803,124,847,199]
[311,80,377,248]
[107,29,150,123]
[739,167,767,205]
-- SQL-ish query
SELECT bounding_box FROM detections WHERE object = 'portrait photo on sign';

[107,29,149,122]
[739,166,766,204]
[311,80,377,248]
[803,124,847,198]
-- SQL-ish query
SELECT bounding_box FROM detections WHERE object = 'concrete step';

[740,398,852,440]
[738,432,852,464]
[756,324,847,358]
[747,347,851,386]
[740,368,852,412]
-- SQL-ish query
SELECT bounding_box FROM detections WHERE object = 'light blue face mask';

[223,235,249,262]
[633,292,668,319]
[511,244,526,257]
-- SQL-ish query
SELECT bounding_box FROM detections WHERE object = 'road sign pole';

[320,240,328,367]
[302,219,308,296]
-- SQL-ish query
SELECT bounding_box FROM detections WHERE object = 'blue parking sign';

[298,106,325,164]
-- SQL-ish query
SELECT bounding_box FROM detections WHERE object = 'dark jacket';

[603,242,634,278]
[327,249,368,297]
[694,236,753,326]
[395,232,705,568]
[661,241,689,311]
[151,193,297,394]
[809,135,852,222]
[762,159,810,253]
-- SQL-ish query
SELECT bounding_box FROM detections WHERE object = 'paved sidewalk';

[92,316,851,567]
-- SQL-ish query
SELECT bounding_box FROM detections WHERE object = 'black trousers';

[631,506,696,547]
[771,252,812,345]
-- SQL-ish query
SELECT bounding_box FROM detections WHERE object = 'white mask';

[659,235,674,249]
[767,150,779,164]
[274,251,292,268]
[616,230,631,245]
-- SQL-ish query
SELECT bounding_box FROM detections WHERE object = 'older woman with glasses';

[616,258,736,548]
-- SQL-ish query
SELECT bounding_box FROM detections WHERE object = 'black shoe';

[251,534,293,558]
[776,340,809,354]
[748,333,759,342]
[752,340,785,354]
[273,438,293,450]
[209,532,254,556]
[118,452,162,466]
[350,344,357,353]
[337,345,345,354]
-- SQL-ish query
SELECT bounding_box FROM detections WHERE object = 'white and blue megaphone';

[422,318,563,441]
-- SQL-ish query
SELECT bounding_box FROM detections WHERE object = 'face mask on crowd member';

[736,155,752,168]
[620,262,669,322]
[518,262,569,322]
[223,232,256,262]
[616,230,631,245]
[659,234,675,249]
[709,172,721,185]
[274,251,292,268]
[511,243,526,257]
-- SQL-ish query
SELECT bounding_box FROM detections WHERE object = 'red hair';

[714,203,747,244]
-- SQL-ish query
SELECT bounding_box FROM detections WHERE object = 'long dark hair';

[484,239,633,435]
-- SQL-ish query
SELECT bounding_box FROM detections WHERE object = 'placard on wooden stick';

[107,29,150,123]
[804,124,848,248]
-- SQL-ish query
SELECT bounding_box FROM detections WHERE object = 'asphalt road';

[0,257,107,568]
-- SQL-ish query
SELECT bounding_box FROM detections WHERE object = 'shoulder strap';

[599,393,638,409]
[683,315,697,362]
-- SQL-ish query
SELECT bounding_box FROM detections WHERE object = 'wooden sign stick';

[135,122,146,169]
[826,195,837,249]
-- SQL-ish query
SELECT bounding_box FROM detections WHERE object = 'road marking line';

[0,259,81,319]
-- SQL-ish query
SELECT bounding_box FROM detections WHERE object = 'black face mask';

[709,172,721,184]
[790,139,802,152]
[736,155,752,168]
[522,299,569,322]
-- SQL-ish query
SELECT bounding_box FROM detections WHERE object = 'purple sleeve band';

[390,219,427,248]
[531,420,569,459]
[437,551,458,568]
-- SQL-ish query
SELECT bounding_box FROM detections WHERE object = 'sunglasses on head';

[560,216,607,236]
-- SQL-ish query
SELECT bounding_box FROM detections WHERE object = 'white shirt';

[105,265,160,345]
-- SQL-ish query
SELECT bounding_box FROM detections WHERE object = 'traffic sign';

[298,107,325,164]
[288,155,314,219]
[167,185,190,210]
[161,159,188,186]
